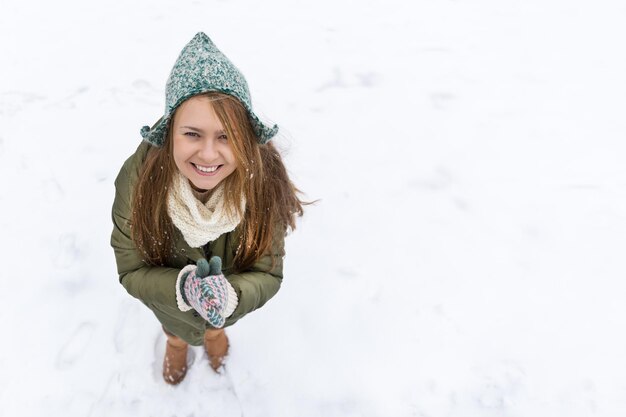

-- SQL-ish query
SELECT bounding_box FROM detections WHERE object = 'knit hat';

[140,32,279,146]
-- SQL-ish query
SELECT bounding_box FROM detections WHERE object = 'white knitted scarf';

[167,171,245,248]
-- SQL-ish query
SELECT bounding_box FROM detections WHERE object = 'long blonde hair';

[130,92,305,272]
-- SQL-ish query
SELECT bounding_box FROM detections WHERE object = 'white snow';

[1,0,626,416]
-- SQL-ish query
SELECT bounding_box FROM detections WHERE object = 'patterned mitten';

[175,256,238,328]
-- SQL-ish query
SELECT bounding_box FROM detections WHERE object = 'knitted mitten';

[175,256,238,328]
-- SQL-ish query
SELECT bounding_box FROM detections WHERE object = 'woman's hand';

[176,256,238,328]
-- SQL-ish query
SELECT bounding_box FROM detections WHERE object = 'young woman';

[111,32,305,385]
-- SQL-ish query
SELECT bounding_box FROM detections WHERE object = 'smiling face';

[171,95,238,192]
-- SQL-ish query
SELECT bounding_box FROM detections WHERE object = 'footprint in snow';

[52,234,81,269]
[56,322,96,370]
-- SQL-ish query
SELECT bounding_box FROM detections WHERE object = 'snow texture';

[1,0,626,416]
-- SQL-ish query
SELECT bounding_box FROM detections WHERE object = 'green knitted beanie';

[140,32,279,146]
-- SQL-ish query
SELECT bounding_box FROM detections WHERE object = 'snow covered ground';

[1,0,626,416]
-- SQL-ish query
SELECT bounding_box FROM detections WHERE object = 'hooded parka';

[110,141,284,345]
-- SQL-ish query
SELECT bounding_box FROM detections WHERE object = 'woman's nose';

[197,138,218,160]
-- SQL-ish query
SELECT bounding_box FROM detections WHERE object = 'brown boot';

[162,328,189,385]
[204,328,229,372]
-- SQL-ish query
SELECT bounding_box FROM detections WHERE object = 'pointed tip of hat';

[188,32,219,52]
[193,32,212,43]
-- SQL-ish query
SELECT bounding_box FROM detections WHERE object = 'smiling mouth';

[192,163,223,176]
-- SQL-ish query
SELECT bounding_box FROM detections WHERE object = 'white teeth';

[194,164,219,173]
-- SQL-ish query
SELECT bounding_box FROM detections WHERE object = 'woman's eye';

[184,132,200,137]
[218,134,228,141]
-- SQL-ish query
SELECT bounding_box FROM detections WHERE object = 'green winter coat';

[110,141,284,346]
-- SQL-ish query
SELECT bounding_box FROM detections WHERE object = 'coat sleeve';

[110,154,179,307]
[223,226,286,327]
